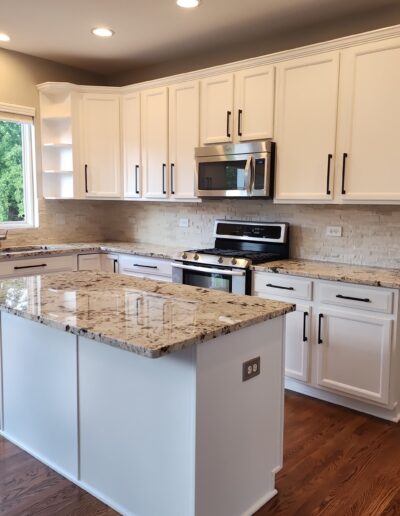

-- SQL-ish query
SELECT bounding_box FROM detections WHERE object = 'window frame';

[0,103,38,229]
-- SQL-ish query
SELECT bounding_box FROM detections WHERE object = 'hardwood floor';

[1,391,399,515]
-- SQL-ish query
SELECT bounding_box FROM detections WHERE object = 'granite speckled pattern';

[253,259,400,289]
[0,242,182,261]
[0,272,294,358]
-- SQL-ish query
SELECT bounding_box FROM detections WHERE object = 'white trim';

[0,102,35,118]
[37,24,400,94]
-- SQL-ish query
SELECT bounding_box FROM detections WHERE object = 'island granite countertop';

[253,259,400,289]
[0,271,294,358]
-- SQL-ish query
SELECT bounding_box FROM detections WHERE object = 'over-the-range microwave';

[195,140,275,198]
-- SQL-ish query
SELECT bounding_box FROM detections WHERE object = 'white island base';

[0,312,285,516]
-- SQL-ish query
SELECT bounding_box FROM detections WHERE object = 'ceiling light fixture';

[0,33,11,42]
[176,0,200,8]
[91,27,115,38]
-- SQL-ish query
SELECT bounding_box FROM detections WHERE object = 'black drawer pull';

[318,314,324,344]
[226,111,231,138]
[14,264,47,270]
[238,109,243,137]
[341,153,348,194]
[170,163,175,195]
[84,164,89,193]
[135,165,140,194]
[133,264,158,269]
[162,163,166,194]
[266,283,294,291]
[113,259,118,273]
[326,154,332,195]
[336,294,371,303]
[303,311,308,342]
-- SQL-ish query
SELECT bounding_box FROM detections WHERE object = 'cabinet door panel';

[141,87,168,198]
[284,304,311,382]
[122,93,141,198]
[169,81,199,199]
[316,308,392,404]
[201,74,233,145]
[274,52,339,201]
[235,65,274,141]
[81,94,121,198]
[338,38,400,201]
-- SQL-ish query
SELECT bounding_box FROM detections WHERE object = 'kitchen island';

[0,272,294,516]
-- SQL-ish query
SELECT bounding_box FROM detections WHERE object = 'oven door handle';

[171,263,246,276]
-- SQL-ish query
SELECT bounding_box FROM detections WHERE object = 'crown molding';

[0,102,35,117]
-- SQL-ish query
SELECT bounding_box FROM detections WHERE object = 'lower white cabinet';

[118,254,172,282]
[0,255,76,278]
[77,253,102,271]
[101,253,119,273]
[253,271,399,420]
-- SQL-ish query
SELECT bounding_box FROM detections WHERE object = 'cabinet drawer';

[318,283,393,314]
[118,254,172,278]
[253,272,312,300]
[0,255,77,278]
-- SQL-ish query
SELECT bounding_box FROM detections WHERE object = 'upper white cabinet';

[336,37,400,202]
[234,65,275,142]
[122,92,141,198]
[141,87,169,199]
[169,81,199,199]
[200,65,274,145]
[81,94,121,198]
[274,52,340,202]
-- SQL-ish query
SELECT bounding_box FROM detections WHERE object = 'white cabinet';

[284,304,311,382]
[118,254,172,282]
[77,254,102,271]
[81,93,121,198]
[169,81,199,199]
[141,87,169,199]
[274,52,340,202]
[336,37,400,202]
[315,308,392,404]
[0,255,77,278]
[122,92,141,198]
[200,66,275,145]
[101,254,119,273]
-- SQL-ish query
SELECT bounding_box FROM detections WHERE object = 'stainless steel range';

[172,220,289,295]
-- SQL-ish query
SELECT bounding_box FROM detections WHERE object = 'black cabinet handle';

[113,259,118,273]
[238,109,243,137]
[135,165,140,194]
[266,283,295,291]
[318,314,324,344]
[326,154,332,195]
[341,153,348,194]
[336,294,371,303]
[171,163,175,195]
[133,264,158,269]
[303,312,309,342]
[84,164,88,193]
[226,111,231,138]
[14,264,47,270]
[162,163,166,194]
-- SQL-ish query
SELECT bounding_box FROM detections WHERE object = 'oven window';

[198,160,247,190]
[183,269,232,292]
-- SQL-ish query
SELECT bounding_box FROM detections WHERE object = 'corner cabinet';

[80,94,121,198]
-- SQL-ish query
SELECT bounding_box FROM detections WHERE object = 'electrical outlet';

[326,226,342,237]
[179,218,189,228]
[242,357,261,382]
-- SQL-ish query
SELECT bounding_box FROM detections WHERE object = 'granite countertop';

[253,259,400,289]
[0,241,183,261]
[0,272,294,358]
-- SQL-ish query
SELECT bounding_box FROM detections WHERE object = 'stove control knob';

[194,254,199,261]
[231,258,237,265]
[182,253,188,260]
[218,257,224,264]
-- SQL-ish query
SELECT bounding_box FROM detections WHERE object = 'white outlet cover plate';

[326,226,343,237]
[179,218,189,228]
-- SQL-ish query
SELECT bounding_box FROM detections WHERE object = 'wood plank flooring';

[1,390,399,515]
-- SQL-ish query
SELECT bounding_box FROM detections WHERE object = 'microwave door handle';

[171,263,246,276]
[244,155,253,194]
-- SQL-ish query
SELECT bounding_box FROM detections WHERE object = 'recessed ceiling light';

[91,27,115,38]
[0,33,11,42]
[177,0,200,8]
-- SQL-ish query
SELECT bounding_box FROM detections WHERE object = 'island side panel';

[0,312,79,478]
[194,316,285,516]
[78,336,197,516]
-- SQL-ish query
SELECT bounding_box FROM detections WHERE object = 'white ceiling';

[0,0,397,75]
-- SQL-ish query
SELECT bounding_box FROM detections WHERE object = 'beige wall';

[108,2,400,85]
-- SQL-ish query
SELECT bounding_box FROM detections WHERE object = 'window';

[0,104,36,228]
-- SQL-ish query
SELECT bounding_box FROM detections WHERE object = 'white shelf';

[43,169,73,174]
[42,142,72,148]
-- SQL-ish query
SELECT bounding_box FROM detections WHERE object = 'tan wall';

[108,3,400,86]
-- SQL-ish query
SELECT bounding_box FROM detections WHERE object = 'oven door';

[196,154,253,197]
[172,263,247,295]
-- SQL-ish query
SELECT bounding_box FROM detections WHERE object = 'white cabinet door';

[77,254,102,271]
[122,92,141,198]
[200,74,234,145]
[81,94,121,198]
[141,87,169,198]
[316,308,392,404]
[169,81,199,199]
[337,38,400,202]
[101,254,119,273]
[274,52,340,201]
[235,65,275,141]
[284,304,311,382]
